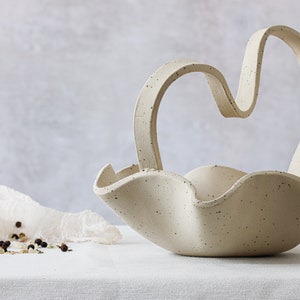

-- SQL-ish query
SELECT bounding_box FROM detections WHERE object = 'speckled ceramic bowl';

[94,25,300,256]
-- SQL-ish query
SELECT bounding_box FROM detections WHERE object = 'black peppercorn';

[59,243,68,252]
[41,241,48,248]
[11,234,19,240]
[15,221,22,228]
[27,244,35,250]
[35,238,42,246]
[4,241,11,248]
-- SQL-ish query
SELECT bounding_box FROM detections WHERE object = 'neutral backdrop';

[0,0,300,224]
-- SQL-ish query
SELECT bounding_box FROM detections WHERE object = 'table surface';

[2,225,300,300]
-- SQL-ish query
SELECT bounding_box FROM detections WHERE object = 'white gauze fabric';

[0,185,121,244]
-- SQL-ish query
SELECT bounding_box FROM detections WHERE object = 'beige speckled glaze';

[94,25,300,256]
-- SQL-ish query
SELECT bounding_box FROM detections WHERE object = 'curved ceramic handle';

[134,25,300,170]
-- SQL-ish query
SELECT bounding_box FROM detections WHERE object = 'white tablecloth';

[1,225,300,300]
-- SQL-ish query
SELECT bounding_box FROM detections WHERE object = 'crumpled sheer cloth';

[0,185,121,244]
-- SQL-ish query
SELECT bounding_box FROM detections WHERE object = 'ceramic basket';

[94,25,300,256]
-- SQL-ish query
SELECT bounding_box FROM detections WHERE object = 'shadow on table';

[165,245,300,265]
[170,252,300,265]
[233,252,300,265]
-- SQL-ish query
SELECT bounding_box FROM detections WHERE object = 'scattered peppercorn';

[35,238,42,246]
[41,241,48,248]
[11,234,19,240]
[59,243,68,252]
[15,221,22,228]
[0,232,72,254]
[4,241,11,248]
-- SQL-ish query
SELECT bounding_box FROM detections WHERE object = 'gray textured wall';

[0,0,300,224]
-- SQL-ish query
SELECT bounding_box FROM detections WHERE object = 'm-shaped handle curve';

[134,25,300,170]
